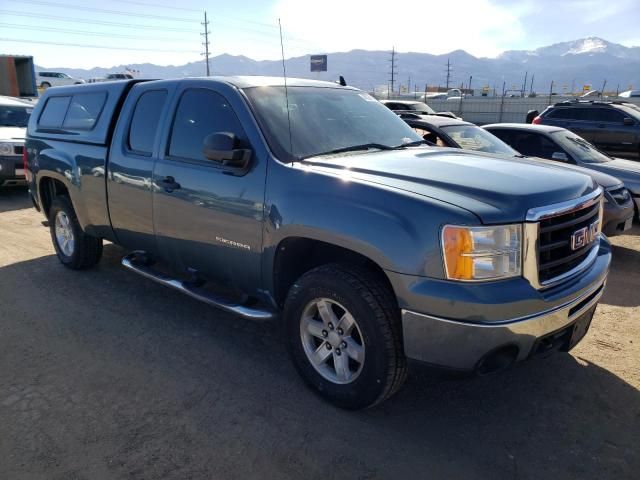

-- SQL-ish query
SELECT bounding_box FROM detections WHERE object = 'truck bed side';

[26,80,144,239]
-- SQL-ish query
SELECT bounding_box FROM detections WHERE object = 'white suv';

[0,96,33,187]
[37,71,85,89]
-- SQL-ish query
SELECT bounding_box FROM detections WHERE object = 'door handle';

[157,176,181,193]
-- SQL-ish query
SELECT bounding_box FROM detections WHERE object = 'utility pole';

[445,58,452,89]
[201,11,211,76]
[521,71,528,98]
[388,47,397,97]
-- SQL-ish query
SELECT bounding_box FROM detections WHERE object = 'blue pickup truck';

[25,77,611,408]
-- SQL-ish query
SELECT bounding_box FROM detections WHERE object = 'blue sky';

[0,0,639,69]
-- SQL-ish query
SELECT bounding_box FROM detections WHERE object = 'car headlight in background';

[0,143,13,155]
[442,224,522,281]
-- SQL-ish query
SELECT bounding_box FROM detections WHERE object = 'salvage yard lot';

[0,187,638,480]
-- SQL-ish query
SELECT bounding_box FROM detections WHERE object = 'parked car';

[484,124,639,225]
[618,90,640,98]
[88,73,136,83]
[26,77,610,409]
[401,114,634,236]
[0,95,32,187]
[380,100,457,119]
[533,100,640,159]
[37,71,85,89]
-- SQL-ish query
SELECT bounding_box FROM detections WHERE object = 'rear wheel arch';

[39,176,70,218]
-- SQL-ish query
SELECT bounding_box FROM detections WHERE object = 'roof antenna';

[338,76,347,86]
[278,18,294,162]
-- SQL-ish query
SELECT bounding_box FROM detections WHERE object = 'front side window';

[551,131,611,164]
[128,90,168,155]
[244,86,421,160]
[63,92,106,130]
[169,89,246,161]
[511,132,559,158]
[592,108,625,123]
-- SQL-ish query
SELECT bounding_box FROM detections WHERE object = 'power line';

[0,9,198,32]
[201,11,211,76]
[0,37,200,53]
[0,22,194,42]
[110,0,201,12]
[14,0,197,23]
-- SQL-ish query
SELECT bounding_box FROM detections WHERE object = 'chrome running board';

[121,252,275,321]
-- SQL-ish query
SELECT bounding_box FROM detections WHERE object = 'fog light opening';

[476,345,519,376]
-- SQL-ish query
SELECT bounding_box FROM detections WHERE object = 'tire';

[40,82,51,89]
[284,263,407,409]
[48,196,103,269]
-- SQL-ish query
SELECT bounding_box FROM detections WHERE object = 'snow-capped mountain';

[500,37,640,61]
[42,37,640,94]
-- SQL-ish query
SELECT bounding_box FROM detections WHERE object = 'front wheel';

[40,82,51,89]
[284,264,407,409]
[49,196,103,269]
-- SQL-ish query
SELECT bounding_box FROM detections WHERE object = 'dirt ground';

[0,186,638,480]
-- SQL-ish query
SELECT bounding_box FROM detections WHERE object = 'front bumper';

[602,200,635,235]
[0,155,26,187]
[397,239,611,371]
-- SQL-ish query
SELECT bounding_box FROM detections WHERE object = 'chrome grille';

[13,145,24,155]
[538,202,600,283]
[523,189,603,289]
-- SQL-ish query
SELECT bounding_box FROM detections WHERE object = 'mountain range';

[41,37,640,94]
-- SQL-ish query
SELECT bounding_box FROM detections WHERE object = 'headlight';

[442,224,522,281]
[0,143,13,155]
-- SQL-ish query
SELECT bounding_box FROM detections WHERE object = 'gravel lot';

[1,186,638,480]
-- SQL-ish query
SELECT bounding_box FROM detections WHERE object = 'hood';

[300,148,596,223]
[586,158,640,194]
[0,126,26,141]
[529,157,621,188]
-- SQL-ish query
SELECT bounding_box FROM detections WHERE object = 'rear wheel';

[49,196,103,269]
[284,264,407,409]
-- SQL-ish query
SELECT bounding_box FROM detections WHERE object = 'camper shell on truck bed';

[26,77,611,409]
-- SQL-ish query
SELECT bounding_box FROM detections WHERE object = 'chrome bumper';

[401,278,606,370]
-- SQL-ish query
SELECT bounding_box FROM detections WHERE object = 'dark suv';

[534,101,640,159]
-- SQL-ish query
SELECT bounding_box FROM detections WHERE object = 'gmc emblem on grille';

[570,221,599,251]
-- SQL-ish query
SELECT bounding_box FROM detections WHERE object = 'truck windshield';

[0,105,32,128]
[440,124,519,156]
[244,86,422,161]
[550,131,611,164]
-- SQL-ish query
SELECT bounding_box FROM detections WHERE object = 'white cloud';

[273,0,526,58]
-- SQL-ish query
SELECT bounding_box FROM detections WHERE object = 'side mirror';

[203,132,252,168]
[623,117,635,126]
[551,151,569,162]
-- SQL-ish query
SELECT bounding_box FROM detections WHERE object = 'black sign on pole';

[310,55,327,72]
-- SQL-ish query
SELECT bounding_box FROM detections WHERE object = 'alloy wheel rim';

[54,211,75,257]
[300,298,365,384]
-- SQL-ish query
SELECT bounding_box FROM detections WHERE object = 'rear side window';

[128,90,168,155]
[62,92,106,130]
[547,108,583,120]
[169,89,246,161]
[39,96,71,128]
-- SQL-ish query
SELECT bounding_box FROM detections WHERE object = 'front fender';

[261,161,479,287]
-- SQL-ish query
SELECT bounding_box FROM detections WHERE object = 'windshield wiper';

[393,139,431,148]
[300,143,394,160]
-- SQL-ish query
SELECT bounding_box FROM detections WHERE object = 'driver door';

[152,86,267,293]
